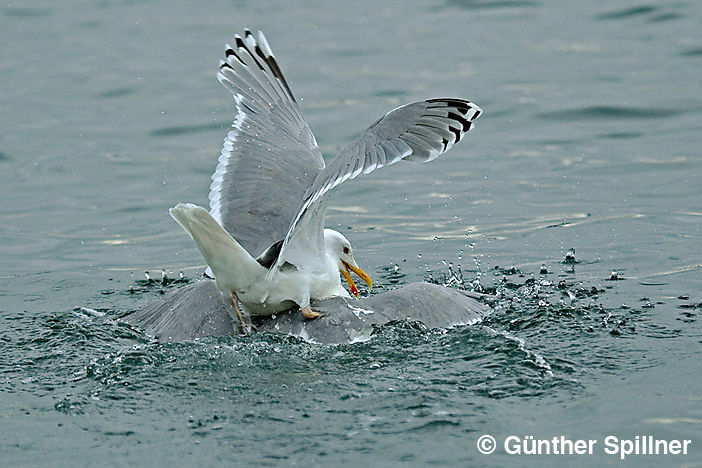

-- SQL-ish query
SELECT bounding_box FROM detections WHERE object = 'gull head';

[323,229,372,298]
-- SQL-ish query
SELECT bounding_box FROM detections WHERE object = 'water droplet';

[564,248,576,264]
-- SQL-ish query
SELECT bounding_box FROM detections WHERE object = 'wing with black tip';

[273,98,482,270]
[210,30,325,256]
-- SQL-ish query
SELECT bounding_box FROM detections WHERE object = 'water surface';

[1,0,701,465]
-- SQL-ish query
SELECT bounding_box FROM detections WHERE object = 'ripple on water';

[681,47,702,57]
[2,261,687,446]
[595,5,658,20]
[537,105,683,121]
[148,122,228,137]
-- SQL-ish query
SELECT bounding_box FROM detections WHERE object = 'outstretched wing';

[273,98,482,270]
[210,30,325,257]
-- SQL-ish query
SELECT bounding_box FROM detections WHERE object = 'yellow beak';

[340,261,372,298]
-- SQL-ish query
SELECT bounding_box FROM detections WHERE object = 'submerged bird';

[125,279,491,344]
[170,30,482,327]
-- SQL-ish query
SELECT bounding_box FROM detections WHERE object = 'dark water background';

[1,1,700,465]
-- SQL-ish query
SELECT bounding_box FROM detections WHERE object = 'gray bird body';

[132,30,488,342]
[122,280,490,344]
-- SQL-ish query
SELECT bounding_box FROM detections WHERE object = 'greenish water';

[1,1,700,465]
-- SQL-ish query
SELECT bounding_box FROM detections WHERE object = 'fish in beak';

[340,260,372,298]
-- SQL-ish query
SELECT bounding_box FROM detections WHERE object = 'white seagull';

[169,30,482,329]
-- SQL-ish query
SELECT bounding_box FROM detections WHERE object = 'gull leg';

[230,291,252,334]
[300,306,324,319]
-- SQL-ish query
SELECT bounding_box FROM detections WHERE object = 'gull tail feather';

[169,203,263,292]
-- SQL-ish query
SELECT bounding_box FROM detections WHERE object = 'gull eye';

[343,246,350,255]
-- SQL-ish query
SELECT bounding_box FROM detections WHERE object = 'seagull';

[169,30,482,330]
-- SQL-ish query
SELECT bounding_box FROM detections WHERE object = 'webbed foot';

[300,306,324,319]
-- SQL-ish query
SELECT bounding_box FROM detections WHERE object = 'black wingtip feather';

[224,47,245,66]
[426,98,477,116]
[448,126,462,143]
[447,111,473,130]
[226,31,297,103]
[257,239,284,269]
